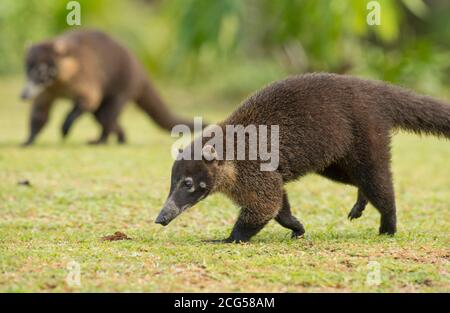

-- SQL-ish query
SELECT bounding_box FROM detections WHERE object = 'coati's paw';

[379,229,396,236]
[379,224,396,236]
[117,135,127,144]
[379,214,396,235]
[210,234,251,243]
[291,229,305,239]
[61,128,69,139]
[20,140,33,147]
[347,204,364,220]
[223,236,249,243]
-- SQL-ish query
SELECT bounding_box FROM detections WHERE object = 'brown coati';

[20,29,196,145]
[155,73,450,242]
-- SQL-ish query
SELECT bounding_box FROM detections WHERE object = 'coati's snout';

[155,197,182,226]
[21,80,46,100]
[155,162,213,226]
[155,148,218,226]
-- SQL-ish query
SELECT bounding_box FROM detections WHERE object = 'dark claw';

[379,218,396,235]
[347,205,363,220]
[291,229,305,238]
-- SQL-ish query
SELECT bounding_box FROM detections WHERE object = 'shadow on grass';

[136,228,405,246]
[0,141,162,149]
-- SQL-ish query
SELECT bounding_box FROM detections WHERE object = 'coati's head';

[155,145,221,226]
[21,40,77,100]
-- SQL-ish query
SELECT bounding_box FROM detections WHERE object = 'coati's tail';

[135,80,196,131]
[383,86,450,138]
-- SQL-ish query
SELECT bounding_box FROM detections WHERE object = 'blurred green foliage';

[0,0,449,97]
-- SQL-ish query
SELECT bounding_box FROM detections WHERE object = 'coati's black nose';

[155,214,169,226]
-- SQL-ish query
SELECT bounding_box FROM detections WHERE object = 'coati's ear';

[202,144,218,161]
[53,40,69,56]
[174,147,184,160]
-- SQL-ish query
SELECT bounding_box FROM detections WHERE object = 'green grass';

[0,77,449,292]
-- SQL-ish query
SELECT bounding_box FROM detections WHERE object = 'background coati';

[21,29,196,145]
[155,73,450,242]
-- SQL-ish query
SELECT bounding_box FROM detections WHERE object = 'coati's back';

[56,30,146,97]
[222,73,450,180]
[222,74,356,178]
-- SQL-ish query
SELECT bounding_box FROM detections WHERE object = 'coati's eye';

[184,177,193,188]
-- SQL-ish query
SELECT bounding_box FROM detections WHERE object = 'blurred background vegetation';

[0,0,449,101]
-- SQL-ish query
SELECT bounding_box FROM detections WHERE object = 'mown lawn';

[0,77,449,292]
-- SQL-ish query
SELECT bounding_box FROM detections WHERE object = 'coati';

[20,29,196,145]
[155,73,450,242]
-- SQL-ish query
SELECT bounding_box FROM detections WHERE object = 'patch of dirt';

[340,259,353,268]
[101,231,132,241]
[422,279,433,287]
[18,180,31,187]
[42,282,57,290]
[166,264,221,290]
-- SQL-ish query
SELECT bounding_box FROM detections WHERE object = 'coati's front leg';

[221,173,284,243]
[275,191,305,238]
[224,208,277,243]
[345,135,397,235]
[23,92,55,146]
[318,164,368,221]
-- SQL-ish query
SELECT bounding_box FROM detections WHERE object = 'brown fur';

[159,73,450,242]
[21,29,196,145]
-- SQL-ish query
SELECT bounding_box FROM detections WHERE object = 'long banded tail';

[135,80,196,132]
[383,85,450,138]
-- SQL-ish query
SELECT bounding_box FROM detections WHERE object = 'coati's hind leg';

[346,139,397,235]
[90,119,126,144]
[275,191,305,238]
[89,97,126,145]
[62,93,103,140]
[115,124,126,144]
[347,190,368,220]
[318,163,368,220]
